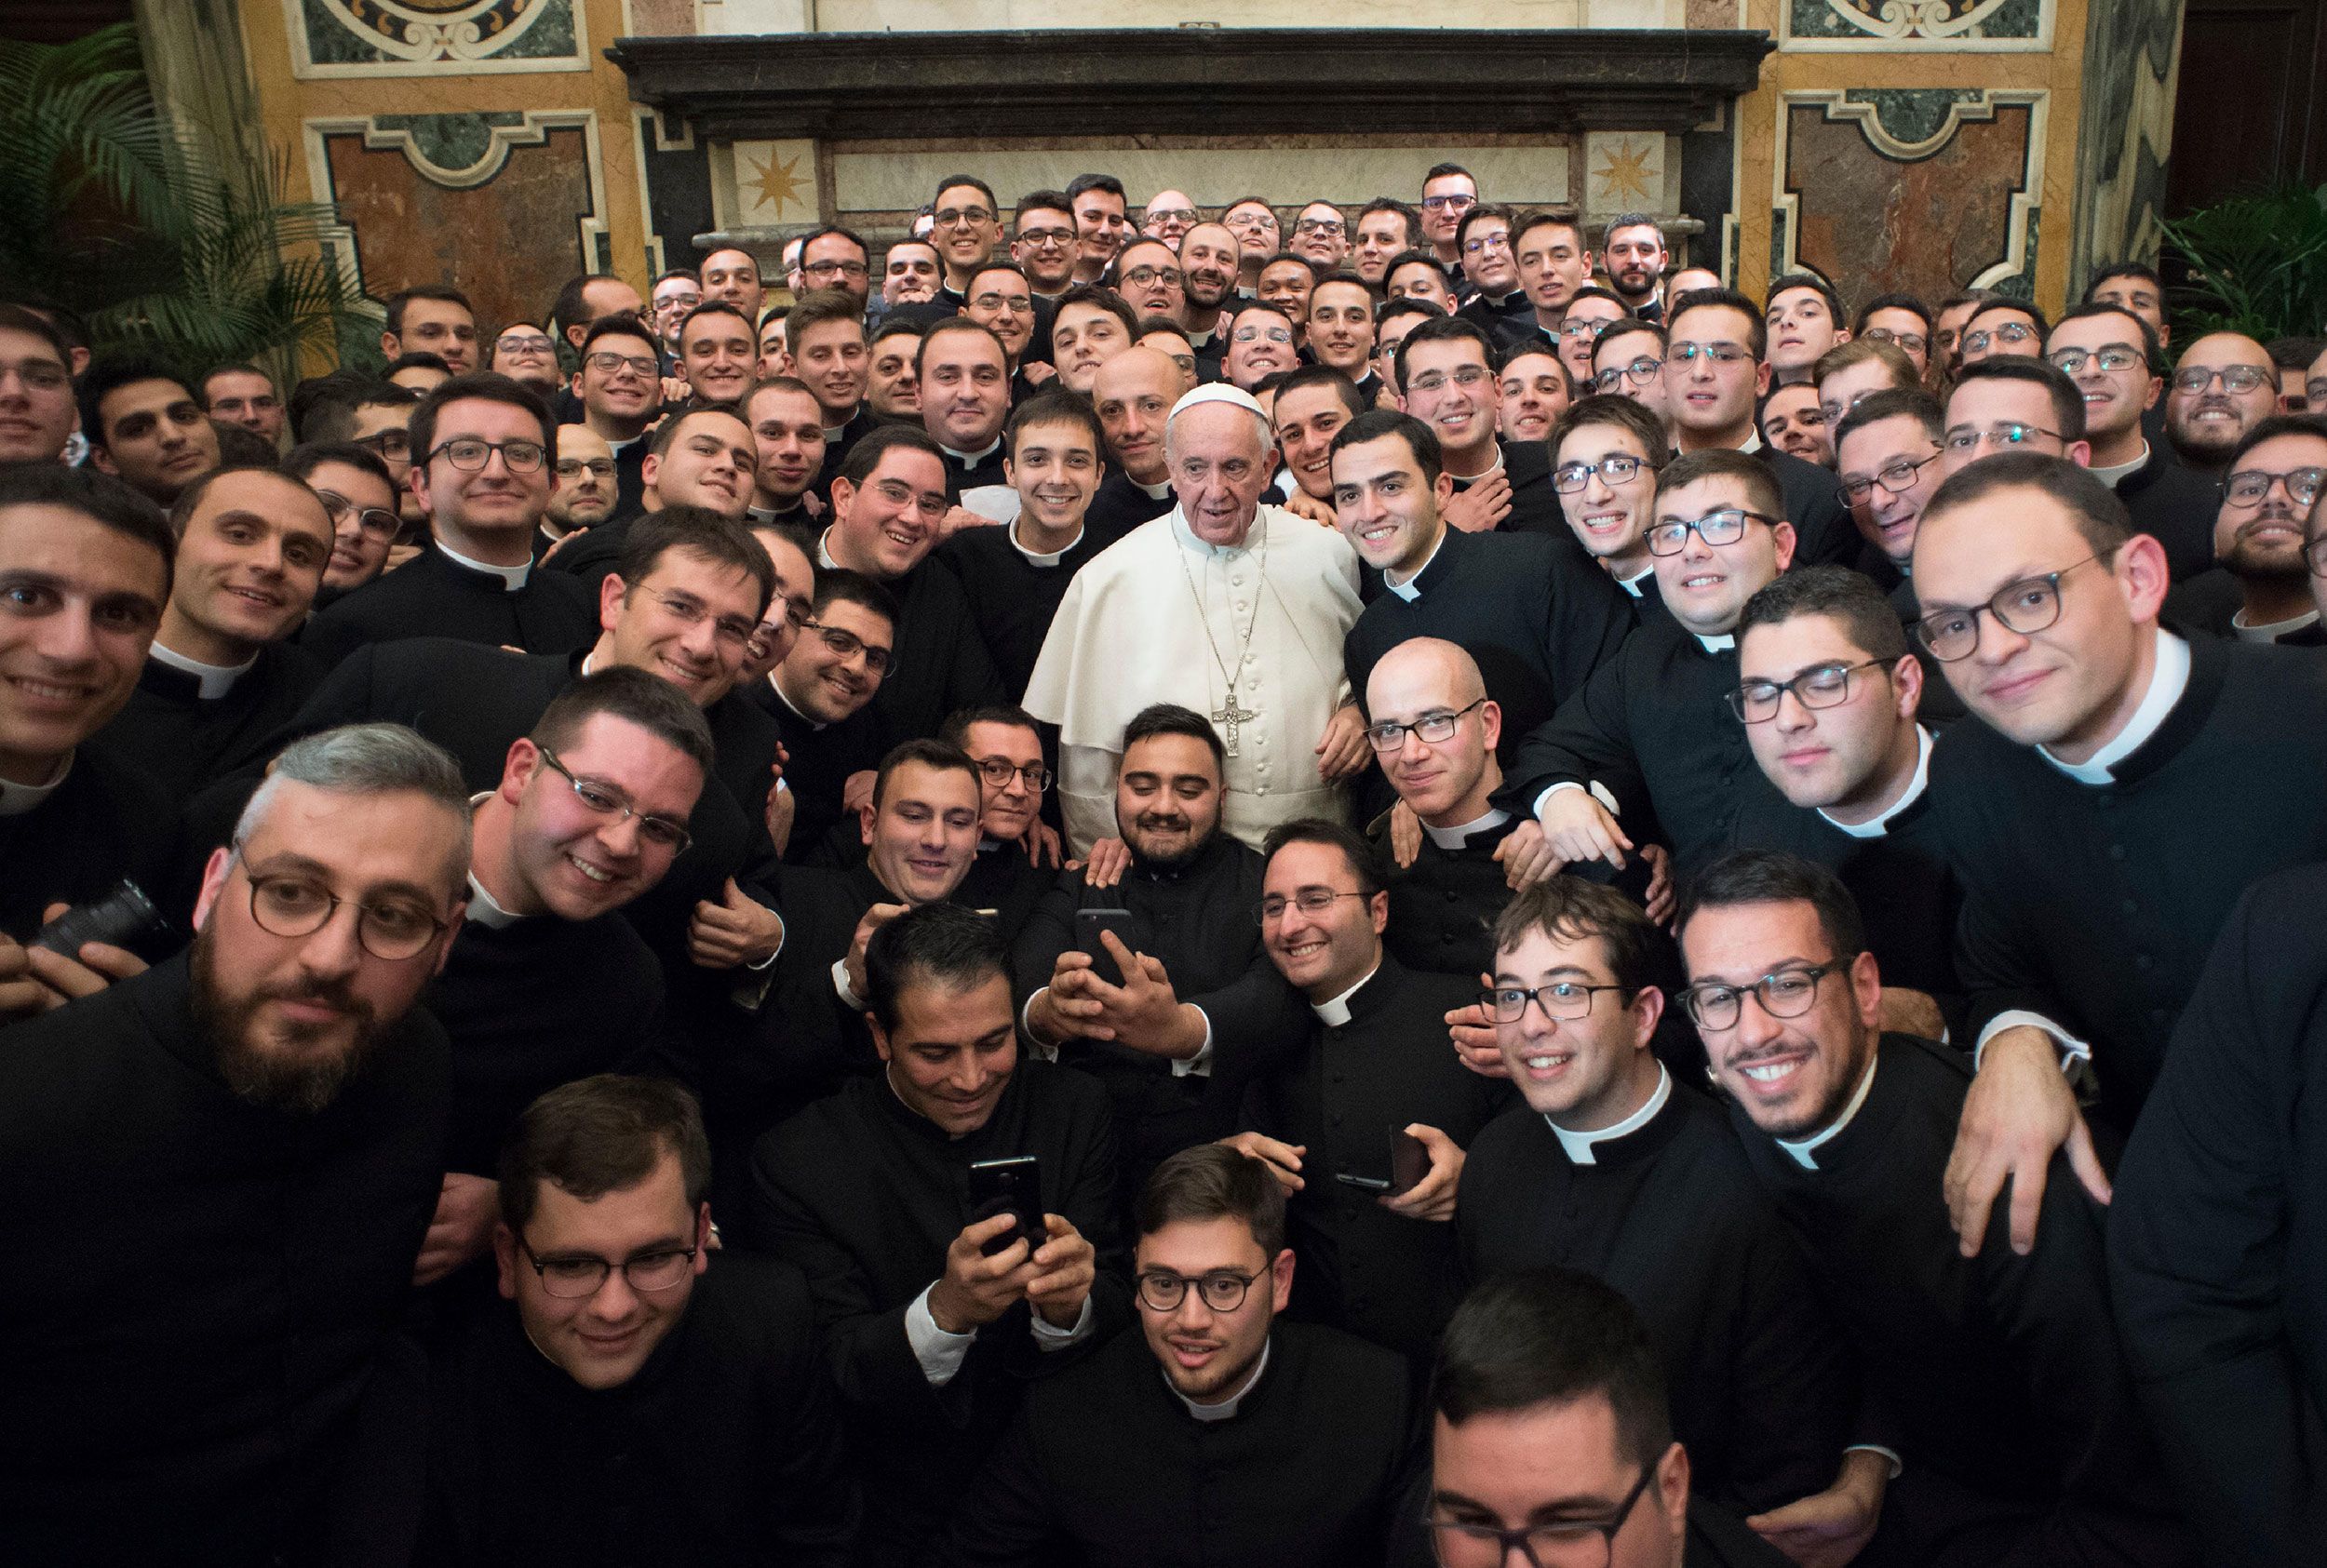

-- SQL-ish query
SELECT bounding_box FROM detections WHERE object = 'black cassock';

[2112,442,2223,583]
[1456,1080,1851,1516]
[299,544,599,666]
[743,674,892,865]
[1082,471,1175,541]
[1729,1035,2196,1567]
[1929,636,2327,1132]
[936,512,1137,700]
[2110,865,2327,1568]
[0,743,178,942]
[947,1322,1430,1568]
[866,556,1005,743]
[1241,956,1511,1360]
[0,953,449,1564]
[732,1064,1126,1568]
[539,507,642,596]
[1374,813,1522,983]
[1760,444,1859,569]
[1011,834,1307,1188]
[86,642,325,798]
[418,1253,858,1568]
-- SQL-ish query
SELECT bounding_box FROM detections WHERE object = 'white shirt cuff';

[1974,1010,2092,1071]
[747,905,786,972]
[1170,1007,1215,1078]
[1020,988,1061,1062]
[1029,1293,1094,1349]
[1532,780,1621,819]
[832,955,867,1012]
[906,1284,975,1386]
[1845,1443,1904,1481]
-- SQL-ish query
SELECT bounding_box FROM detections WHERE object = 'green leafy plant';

[2158,183,2327,342]
[0,22,377,382]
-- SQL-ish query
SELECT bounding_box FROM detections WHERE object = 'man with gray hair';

[0,722,471,1563]
[1025,383,1369,853]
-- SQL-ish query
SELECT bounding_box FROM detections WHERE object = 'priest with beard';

[1684,851,2197,1566]
[302,374,599,664]
[948,1144,1429,1568]
[733,902,1123,1568]
[0,724,469,1564]
[1015,704,1307,1193]
[1027,384,1367,854]
[87,466,331,797]
[1225,820,1509,1361]
[1499,449,1799,887]
[409,671,714,1290]
[1454,878,1863,1534]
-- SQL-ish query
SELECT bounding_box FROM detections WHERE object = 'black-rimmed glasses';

[1838,452,1940,503]
[1645,507,1777,556]
[975,757,1053,792]
[313,489,399,539]
[1137,1268,1261,1312]
[1728,659,1894,723]
[1365,697,1486,753]
[1427,1467,1655,1568]
[1481,981,1626,1024]
[535,744,693,853]
[424,436,546,474]
[1914,556,2101,662]
[233,846,450,961]
[801,619,894,675]
[1678,962,1841,1031]
[519,1240,697,1299]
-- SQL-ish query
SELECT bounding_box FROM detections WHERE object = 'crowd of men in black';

[4,157,2327,1568]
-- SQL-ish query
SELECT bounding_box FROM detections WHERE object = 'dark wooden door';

[2169,0,2327,209]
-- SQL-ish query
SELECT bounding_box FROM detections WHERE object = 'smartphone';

[967,1155,1046,1258]
[1074,906,1138,988]
[1334,1172,1392,1192]
[1390,1130,1432,1196]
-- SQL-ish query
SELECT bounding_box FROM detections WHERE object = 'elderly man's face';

[1168,400,1271,547]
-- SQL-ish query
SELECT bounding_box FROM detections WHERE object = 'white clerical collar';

[768,674,827,730]
[2089,442,2150,488]
[1821,726,1933,838]
[1133,475,1172,500]
[1550,1062,1672,1165]
[437,540,532,591]
[606,432,642,454]
[1011,516,1083,566]
[1692,631,1736,653]
[1734,431,1764,455]
[1311,959,1381,1026]
[1425,806,1509,850]
[940,437,1002,468]
[0,751,70,817]
[1480,287,1523,309]
[1777,1054,1878,1170]
[1383,527,1449,600]
[1169,507,1258,560]
[1616,562,1653,598]
[822,422,848,442]
[2232,606,2320,642]
[1174,1338,1271,1421]
[150,640,257,700]
[2038,629,2189,784]
[814,528,841,570]
[464,870,527,929]
[1447,449,1506,487]
[1186,327,1215,350]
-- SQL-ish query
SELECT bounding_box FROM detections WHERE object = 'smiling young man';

[1047,284,1136,396]
[1549,395,1669,614]
[1269,364,1368,516]
[754,568,897,865]
[740,376,828,529]
[1305,274,1381,399]
[2181,414,2327,642]
[79,356,222,505]
[673,302,758,410]
[737,900,1121,1567]
[916,318,1014,496]
[1496,345,1572,446]
[1453,205,1534,347]
[950,1143,1427,1568]
[547,405,760,596]
[2163,330,2279,476]
[1455,876,1863,1528]
[281,438,403,599]
[1762,275,1849,388]
[2042,306,2224,579]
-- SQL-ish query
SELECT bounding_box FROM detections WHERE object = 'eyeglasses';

[1961,322,2038,354]
[232,847,450,961]
[1668,342,1751,366]
[1293,218,1347,237]
[2171,364,2272,395]
[2305,536,2327,577]
[1223,210,1279,231]
[1146,208,1199,228]
[871,476,948,521]
[534,744,693,852]
[1481,981,1625,1024]
[1137,1268,1261,1313]
[1646,507,1776,556]
[802,619,894,675]
[1728,658,1894,723]
[0,356,71,392]
[494,333,556,357]
[1406,366,1491,394]
[970,292,1034,315]
[519,1240,697,1299]
[1122,265,1185,289]
[1942,422,2062,454]
[652,293,701,315]
[2046,345,2145,375]
[1258,888,1369,923]
[934,205,994,228]
[1232,326,1295,345]
[1428,1467,1654,1568]
[1554,454,1648,492]
[975,757,1053,791]
[1462,232,1513,255]
[425,436,547,473]
[554,457,616,480]
[585,351,660,381]
[1837,451,1940,502]
[1016,225,1075,248]
[312,489,399,539]
[1419,193,1476,211]
[2222,466,2325,507]
[1861,326,1928,355]
[1590,356,1662,393]
[1557,317,1612,341]
[1678,962,1841,1031]
[644,589,760,647]
[804,260,869,279]
[355,428,412,461]
[1365,697,1486,752]
[1914,555,2101,662]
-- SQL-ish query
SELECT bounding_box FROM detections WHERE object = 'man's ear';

[598,571,628,633]
[1891,653,1925,721]
[192,845,232,931]
[379,330,400,363]
[499,736,541,804]
[1770,519,1797,573]
[491,1222,520,1300]
[1269,1246,1297,1312]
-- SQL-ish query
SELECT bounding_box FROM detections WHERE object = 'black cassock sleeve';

[1498,646,1648,824]
[751,1263,864,1568]
[942,1408,1058,1568]
[2109,873,2327,1567]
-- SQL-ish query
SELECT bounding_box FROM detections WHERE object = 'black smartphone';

[1334,1172,1392,1192]
[1074,906,1138,988]
[967,1155,1045,1257]
[34,879,167,958]
[1390,1130,1432,1196]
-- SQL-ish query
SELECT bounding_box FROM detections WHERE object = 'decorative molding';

[1781,0,2049,52]
[289,0,588,78]
[604,28,1777,141]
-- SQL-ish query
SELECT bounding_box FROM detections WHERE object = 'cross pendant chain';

[1213,690,1256,757]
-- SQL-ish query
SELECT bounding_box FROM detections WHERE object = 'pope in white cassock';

[1025,380,1370,854]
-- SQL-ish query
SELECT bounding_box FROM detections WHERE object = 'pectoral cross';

[1212,690,1256,758]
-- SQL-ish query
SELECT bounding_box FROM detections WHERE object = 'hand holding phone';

[1074,907,1138,988]
[967,1155,1046,1258]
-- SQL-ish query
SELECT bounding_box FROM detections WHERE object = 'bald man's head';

[1364,637,1500,825]
[1092,347,1185,483]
